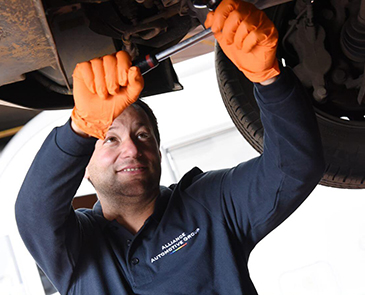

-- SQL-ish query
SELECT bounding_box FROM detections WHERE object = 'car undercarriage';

[0,0,364,188]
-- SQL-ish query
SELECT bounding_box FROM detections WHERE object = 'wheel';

[215,3,365,189]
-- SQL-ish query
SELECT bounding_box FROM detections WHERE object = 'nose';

[121,137,141,158]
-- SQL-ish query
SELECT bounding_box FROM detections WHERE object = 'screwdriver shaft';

[155,28,213,62]
[133,28,214,75]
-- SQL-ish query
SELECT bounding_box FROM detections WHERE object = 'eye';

[104,136,118,144]
[137,132,150,140]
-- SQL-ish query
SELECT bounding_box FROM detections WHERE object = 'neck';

[99,190,159,235]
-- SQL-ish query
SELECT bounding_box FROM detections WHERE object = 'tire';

[214,4,365,189]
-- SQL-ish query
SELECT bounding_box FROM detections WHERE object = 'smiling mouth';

[120,167,146,172]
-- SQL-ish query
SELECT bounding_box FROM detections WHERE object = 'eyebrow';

[134,122,150,129]
[106,126,118,133]
[107,122,150,132]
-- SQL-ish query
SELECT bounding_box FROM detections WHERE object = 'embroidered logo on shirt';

[150,227,200,264]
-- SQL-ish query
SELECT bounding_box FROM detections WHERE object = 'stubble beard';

[90,170,161,206]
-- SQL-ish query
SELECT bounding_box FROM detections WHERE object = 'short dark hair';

[133,99,161,146]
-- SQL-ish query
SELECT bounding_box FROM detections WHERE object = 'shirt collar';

[91,186,173,229]
[92,200,111,229]
[150,185,173,223]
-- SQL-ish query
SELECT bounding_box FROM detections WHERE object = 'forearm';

[71,119,92,138]
[259,75,279,86]
[15,119,97,287]
[254,66,325,178]
[16,119,96,221]
[246,67,325,242]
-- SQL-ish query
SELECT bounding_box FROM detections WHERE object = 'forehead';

[109,104,152,130]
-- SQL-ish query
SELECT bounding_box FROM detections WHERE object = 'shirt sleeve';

[185,67,325,250]
[15,119,97,293]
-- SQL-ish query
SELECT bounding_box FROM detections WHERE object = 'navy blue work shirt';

[15,67,325,294]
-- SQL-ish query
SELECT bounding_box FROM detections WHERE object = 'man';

[15,0,325,294]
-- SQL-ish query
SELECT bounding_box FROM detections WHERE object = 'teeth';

[123,168,142,172]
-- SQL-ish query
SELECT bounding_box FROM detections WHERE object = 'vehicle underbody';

[0,0,364,188]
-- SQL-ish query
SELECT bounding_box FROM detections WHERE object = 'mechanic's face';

[87,105,161,200]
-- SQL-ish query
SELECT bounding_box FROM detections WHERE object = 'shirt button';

[127,239,132,246]
[131,257,139,265]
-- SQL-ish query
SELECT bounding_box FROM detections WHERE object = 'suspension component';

[341,0,365,103]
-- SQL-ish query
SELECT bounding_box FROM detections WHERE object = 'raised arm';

[15,121,96,293]
[198,0,326,247]
[226,67,325,247]
[15,51,144,293]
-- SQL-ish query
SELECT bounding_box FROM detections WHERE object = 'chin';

[117,179,159,197]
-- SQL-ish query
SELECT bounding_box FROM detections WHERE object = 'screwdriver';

[133,28,214,75]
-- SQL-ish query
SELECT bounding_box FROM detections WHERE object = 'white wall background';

[0,52,364,294]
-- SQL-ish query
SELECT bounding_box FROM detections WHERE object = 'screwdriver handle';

[132,54,159,75]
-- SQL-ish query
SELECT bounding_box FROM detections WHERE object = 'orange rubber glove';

[71,51,144,139]
[205,0,280,83]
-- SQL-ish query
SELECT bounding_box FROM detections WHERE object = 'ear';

[84,140,100,180]
[159,150,162,163]
[84,166,90,180]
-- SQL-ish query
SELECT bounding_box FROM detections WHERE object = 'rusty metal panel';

[0,0,59,86]
[39,5,116,87]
